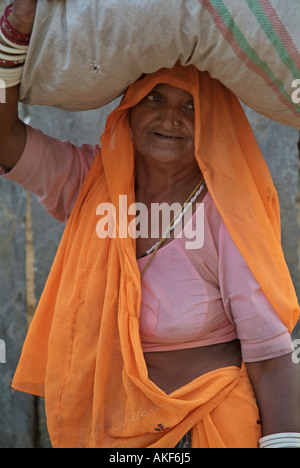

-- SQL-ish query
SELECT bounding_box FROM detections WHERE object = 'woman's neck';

[134,157,202,204]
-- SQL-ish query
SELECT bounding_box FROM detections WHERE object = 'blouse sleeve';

[218,220,294,362]
[0,125,99,223]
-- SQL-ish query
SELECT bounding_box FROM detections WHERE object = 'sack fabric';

[17,0,300,128]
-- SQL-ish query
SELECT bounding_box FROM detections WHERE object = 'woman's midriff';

[144,339,242,394]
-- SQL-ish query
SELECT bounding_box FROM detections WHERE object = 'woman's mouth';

[152,132,184,140]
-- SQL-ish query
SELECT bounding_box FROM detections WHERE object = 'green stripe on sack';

[209,0,300,114]
[246,0,299,80]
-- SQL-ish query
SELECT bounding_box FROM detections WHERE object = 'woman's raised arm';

[0,0,56,171]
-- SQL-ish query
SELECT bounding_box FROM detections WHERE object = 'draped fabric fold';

[12,64,299,448]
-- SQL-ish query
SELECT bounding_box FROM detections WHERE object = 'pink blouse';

[1,125,294,362]
[138,196,293,361]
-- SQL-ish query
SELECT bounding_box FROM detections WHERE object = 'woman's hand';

[9,0,56,36]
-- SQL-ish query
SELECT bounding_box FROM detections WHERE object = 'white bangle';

[0,65,24,76]
[0,29,29,51]
[259,433,300,448]
[0,30,28,68]
[0,52,27,62]
[0,28,28,86]
[0,78,22,88]
[0,42,28,55]
[0,64,24,87]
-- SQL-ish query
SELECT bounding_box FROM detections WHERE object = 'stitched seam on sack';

[249,0,300,78]
[209,0,300,115]
[199,0,300,117]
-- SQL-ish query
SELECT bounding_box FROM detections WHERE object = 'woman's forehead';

[150,83,193,100]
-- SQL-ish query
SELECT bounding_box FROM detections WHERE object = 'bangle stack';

[0,3,30,88]
[259,433,300,449]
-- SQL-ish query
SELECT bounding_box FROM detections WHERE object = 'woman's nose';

[159,105,182,128]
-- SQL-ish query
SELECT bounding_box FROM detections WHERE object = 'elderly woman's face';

[129,84,195,165]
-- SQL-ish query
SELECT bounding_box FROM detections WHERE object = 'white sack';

[13,0,300,128]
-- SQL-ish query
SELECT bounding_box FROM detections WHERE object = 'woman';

[1,1,300,448]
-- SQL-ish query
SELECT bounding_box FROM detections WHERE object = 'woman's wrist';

[3,4,32,40]
[0,4,29,87]
[7,12,32,37]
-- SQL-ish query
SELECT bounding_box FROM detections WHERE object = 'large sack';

[16,0,300,128]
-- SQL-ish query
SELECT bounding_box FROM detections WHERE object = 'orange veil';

[12,64,299,448]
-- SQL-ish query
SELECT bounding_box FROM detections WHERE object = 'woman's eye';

[185,102,194,110]
[146,94,160,103]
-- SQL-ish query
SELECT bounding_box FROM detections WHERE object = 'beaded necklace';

[140,178,205,277]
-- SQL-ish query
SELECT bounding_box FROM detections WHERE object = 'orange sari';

[12,64,299,448]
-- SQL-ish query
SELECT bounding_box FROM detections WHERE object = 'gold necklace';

[140,177,205,277]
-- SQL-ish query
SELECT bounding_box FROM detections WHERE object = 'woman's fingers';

[9,0,61,35]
